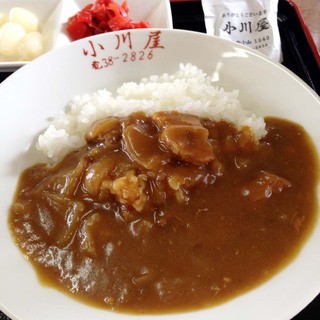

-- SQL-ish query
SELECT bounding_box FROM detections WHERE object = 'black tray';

[0,1,319,319]
[170,3,320,319]
[169,2,320,320]
[170,0,320,95]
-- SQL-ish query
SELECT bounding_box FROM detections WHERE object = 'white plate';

[0,0,173,71]
[0,29,320,320]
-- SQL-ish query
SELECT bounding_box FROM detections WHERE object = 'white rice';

[36,63,267,161]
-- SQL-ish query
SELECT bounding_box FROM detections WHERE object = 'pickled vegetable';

[66,0,150,41]
[0,22,25,57]
[9,7,38,33]
[0,7,44,61]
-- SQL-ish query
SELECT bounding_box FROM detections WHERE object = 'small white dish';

[0,0,64,72]
[0,29,320,320]
[0,0,173,72]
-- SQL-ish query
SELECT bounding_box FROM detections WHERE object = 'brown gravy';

[9,112,319,313]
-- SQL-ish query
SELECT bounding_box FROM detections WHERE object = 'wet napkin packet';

[201,0,282,61]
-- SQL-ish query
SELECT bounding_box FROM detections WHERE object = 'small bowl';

[0,0,173,72]
[0,0,64,72]
[56,0,173,48]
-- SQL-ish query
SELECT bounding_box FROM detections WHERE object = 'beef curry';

[9,111,319,313]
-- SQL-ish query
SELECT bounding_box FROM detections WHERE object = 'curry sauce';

[9,112,319,313]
